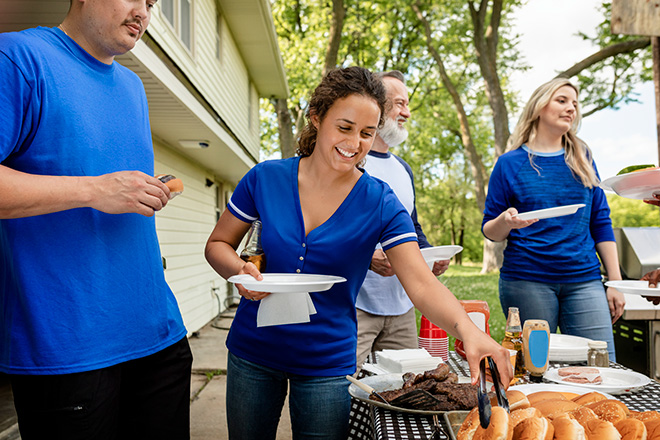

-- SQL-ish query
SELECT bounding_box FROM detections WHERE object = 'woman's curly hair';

[296,66,387,159]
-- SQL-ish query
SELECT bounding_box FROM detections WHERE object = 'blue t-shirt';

[226,157,417,376]
[356,150,431,315]
[0,27,186,374]
[481,146,615,283]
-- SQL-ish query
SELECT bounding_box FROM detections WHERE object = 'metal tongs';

[477,357,510,428]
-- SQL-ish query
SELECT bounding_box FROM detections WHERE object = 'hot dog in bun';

[156,174,184,199]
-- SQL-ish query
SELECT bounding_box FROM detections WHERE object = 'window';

[160,0,193,51]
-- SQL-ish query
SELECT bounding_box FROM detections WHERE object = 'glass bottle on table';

[240,220,266,272]
[501,307,526,378]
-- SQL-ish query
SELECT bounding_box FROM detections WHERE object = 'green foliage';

[263,0,654,261]
[416,264,505,349]
[607,194,660,228]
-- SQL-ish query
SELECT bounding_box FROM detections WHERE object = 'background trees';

[261,0,656,267]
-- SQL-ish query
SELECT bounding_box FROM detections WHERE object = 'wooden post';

[654,37,660,166]
[611,0,660,165]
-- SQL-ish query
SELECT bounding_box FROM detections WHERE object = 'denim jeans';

[499,278,616,361]
[226,352,351,440]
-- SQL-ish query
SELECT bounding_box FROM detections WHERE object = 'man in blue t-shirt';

[355,71,449,368]
[0,1,191,439]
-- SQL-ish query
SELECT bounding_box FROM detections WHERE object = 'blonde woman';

[482,78,624,361]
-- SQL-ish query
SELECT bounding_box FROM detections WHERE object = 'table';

[347,352,660,440]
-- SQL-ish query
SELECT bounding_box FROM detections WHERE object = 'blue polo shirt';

[226,157,417,376]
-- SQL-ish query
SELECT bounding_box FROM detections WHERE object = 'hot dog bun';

[156,174,184,199]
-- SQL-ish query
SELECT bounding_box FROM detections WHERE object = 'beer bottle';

[502,307,526,378]
[240,220,266,272]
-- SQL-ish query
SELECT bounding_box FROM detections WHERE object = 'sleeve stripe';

[228,199,258,222]
[381,232,418,248]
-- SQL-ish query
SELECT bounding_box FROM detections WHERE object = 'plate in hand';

[605,280,660,297]
[600,168,660,200]
[513,204,586,221]
[227,273,346,293]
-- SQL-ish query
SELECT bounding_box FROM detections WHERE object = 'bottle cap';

[588,340,608,349]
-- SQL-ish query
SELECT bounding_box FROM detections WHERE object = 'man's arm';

[0,165,171,219]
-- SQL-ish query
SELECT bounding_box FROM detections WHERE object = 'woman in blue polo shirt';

[206,67,511,440]
[482,78,624,362]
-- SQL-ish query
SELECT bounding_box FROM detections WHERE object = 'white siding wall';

[153,141,230,334]
[148,0,260,159]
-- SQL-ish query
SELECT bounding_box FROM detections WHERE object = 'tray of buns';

[444,385,632,440]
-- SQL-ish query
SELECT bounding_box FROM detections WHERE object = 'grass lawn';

[416,264,507,350]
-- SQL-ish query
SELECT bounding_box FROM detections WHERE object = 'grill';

[612,227,660,380]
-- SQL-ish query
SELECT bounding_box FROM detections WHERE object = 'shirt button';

[296,269,301,273]
[299,256,304,261]
[302,243,306,248]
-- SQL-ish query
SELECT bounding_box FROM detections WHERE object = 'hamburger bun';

[572,391,608,406]
[583,418,622,440]
[156,174,184,199]
[513,416,554,440]
[630,411,660,423]
[527,391,567,406]
[643,419,660,440]
[614,418,647,440]
[457,407,480,440]
[473,406,513,440]
[491,390,530,411]
[571,407,598,428]
[586,400,630,423]
[552,414,587,440]
[511,407,543,428]
[533,399,580,420]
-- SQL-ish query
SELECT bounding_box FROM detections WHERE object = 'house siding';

[148,1,259,159]
[154,142,230,334]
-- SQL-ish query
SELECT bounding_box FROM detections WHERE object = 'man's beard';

[378,117,408,147]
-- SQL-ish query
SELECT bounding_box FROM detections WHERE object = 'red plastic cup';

[419,315,449,361]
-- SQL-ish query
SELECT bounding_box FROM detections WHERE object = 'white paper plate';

[420,246,463,269]
[605,280,660,297]
[227,273,346,293]
[514,204,586,221]
[600,168,660,200]
[510,383,615,400]
[549,334,591,363]
[544,367,651,394]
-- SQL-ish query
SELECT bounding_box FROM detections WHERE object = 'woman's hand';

[606,286,625,323]
[483,208,538,242]
[463,328,514,388]
[235,261,271,302]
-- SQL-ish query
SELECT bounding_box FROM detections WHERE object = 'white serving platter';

[544,367,651,394]
[600,168,660,200]
[513,204,586,221]
[605,280,660,297]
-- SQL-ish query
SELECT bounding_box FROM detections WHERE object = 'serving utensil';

[477,358,492,428]
[477,356,510,429]
[346,375,389,404]
[346,375,443,410]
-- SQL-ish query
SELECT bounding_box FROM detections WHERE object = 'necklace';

[58,24,70,37]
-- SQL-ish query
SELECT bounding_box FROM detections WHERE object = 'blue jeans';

[226,352,350,440]
[499,278,616,361]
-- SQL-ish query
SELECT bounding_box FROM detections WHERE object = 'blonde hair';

[506,78,598,188]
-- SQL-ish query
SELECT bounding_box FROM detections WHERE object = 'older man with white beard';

[355,71,450,369]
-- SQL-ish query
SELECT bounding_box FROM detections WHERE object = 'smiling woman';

[204,66,513,439]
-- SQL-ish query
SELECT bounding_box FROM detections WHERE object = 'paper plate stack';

[548,334,591,363]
